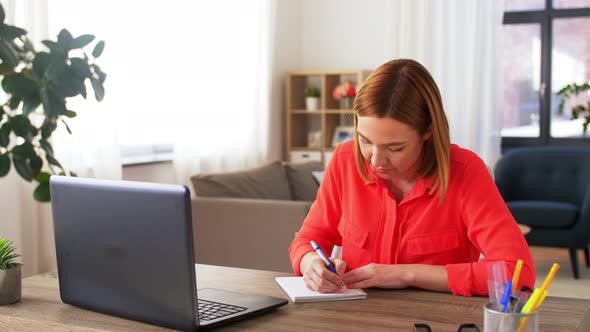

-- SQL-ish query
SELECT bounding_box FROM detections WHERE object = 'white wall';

[300,0,395,70]
[267,0,302,161]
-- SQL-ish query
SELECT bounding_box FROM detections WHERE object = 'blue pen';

[501,280,513,312]
[310,240,337,274]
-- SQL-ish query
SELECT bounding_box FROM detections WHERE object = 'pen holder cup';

[483,303,538,332]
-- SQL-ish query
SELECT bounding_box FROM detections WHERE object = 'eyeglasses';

[413,323,481,332]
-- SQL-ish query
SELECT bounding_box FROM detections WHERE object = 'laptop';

[50,176,288,331]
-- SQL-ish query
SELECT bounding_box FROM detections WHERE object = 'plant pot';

[305,97,320,111]
[0,265,21,305]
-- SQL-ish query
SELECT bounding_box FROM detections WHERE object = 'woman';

[288,59,535,296]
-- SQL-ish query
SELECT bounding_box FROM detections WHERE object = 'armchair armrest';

[191,197,312,272]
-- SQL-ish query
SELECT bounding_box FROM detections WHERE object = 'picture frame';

[331,126,355,147]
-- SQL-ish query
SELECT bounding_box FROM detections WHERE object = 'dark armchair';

[494,147,590,279]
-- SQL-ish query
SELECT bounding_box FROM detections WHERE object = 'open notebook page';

[275,277,367,303]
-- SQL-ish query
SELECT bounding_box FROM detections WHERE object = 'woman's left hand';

[342,263,412,289]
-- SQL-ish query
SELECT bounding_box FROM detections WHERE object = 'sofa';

[190,161,324,273]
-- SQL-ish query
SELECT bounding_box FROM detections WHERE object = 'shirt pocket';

[405,230,459,263]
[337,219,371,268]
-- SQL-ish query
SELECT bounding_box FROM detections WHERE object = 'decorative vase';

[305,97,320,111]
[340,97,353,110]
[0,265,21,305]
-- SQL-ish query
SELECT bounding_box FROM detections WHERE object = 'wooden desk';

[1,265,589,331]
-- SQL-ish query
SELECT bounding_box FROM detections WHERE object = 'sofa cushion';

[507,200,579,229]
[191,161,292,200]
[283,161,323,201]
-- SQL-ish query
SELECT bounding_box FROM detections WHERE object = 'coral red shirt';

[289,141,535,296]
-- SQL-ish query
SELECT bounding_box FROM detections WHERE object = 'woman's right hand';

[300,251,346,293]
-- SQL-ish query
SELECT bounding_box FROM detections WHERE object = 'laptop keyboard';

[198,298,247,322]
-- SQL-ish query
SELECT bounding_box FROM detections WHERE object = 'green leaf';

[8,97,20,110]
[23,38,34,53]
[44,54,67,81]
[70,58,91,78]
[0,39,19,66]
[0,24,28,40]
[64,110,77,118]
[57,29,73,50]
[23,97,41,116]
[33,171,51,183]
[29,154,42,175]
[2,74,39,98]
[53,66,85,97]
[0,106,4,120]
[92,40,105,58]
[13,155,32,181]
[39,138,54,155]
[40,117,57,139]
[0,153,10,177]
[40,87,66,116]
[9,115,31,138]
[61,119,72,134]
[80,83,87,99]
[12,142,35,159]
[32,52,50,79]
[0,4,5,24]
[41,40,63,53]
[92,64,107,83]
[70,34,95,49]
[33,181,50,202]
[90,77,105,101]
[45,152,63,169]
[0,62,12,75]
[30,125,38,137]
[0,122,10,147]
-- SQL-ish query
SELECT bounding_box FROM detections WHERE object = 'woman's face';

[356,116,431,181]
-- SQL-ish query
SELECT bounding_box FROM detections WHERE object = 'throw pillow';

[191,161,292,200]
[283,161,323,201]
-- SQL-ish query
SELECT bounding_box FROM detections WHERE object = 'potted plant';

[0,3,106,202]
[0,236,21,305]
[332,80,356,110]
[305,87,320,111]
[556,81,590,135]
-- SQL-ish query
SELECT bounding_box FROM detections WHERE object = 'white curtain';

[0,0,121,276]
[173,0,276,187]
[46,1,122,181]
[390,0,504,166]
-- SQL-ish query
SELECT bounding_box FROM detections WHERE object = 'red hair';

[353,59,450,201]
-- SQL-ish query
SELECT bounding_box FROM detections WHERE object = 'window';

[46,1,265,166]
[502,0,590,149]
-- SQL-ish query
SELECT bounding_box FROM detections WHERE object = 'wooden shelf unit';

[286,70,372,166]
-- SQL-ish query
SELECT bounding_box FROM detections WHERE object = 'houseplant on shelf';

[0,236,21,305]
[556,81,590,135]
[332,80,356,110]
[304,86,320,111]
[0,3,106,202]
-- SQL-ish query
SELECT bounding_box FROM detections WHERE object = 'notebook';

[275,277,367,303]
